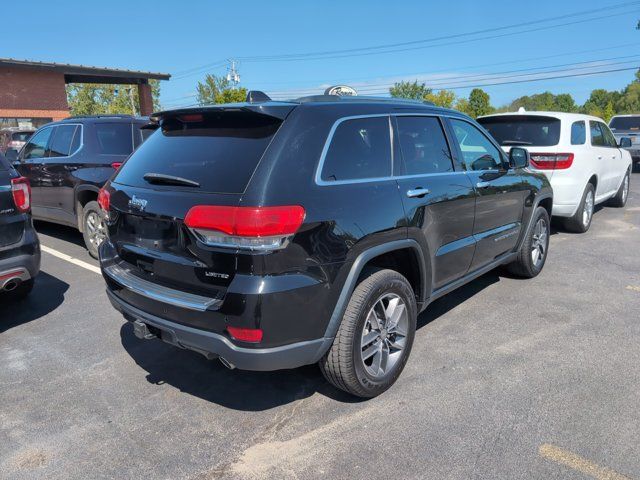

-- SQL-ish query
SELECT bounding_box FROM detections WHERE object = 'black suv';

[0,153,40,300]
[10,115,150,257]
[99,93,552,397]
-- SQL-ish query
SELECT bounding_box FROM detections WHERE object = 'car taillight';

[530,153,574,170]
[184,205,306,251]
[226,326,263,343]
[111,162,123,170]
[10,176,30,213]
[98,188,110,212]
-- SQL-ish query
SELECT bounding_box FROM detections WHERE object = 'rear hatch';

[105,105,294,303]
[478,114,563,179]
[610,116,640,147]
[0,156,25,248]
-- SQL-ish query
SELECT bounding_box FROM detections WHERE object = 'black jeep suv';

[99,93,552,397]
[0,153,40,300]
[11,115,150,258]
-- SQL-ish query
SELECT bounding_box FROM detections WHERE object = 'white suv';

[478,111,632,232]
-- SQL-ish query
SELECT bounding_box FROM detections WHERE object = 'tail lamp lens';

[98,188,110,212]
[10,176,31,213]
[111,162,123,170]
[184,205,305,251]
[530,153,574,170]
[227,326,263,343]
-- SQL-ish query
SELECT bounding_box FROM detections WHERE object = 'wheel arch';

[75,185,100,232]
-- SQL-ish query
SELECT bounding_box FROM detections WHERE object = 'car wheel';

[607,170,630,208]
[2,278,34,301]
[82,200,107,259]
[319,269,417,398]
[564,183,595,233]
[507,206,550,278]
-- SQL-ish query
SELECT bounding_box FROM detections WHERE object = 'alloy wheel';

[360,293,408,378]
[622,174,629,203]
[531,217,548,269]
[582,190,594,227]
[86,211,106,247]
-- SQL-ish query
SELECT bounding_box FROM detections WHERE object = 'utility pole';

[226,59,241,86]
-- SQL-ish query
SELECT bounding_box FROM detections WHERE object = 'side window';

[321,116,391,182]
[600,122,617,148]
[571,121,586,145]
[48,125,78,157]
[396,116,453,175]
[449,119,502,171]
[22,127,53,160]
[590,121,605,146]
[69,125,81,154]
[93,123,134,155]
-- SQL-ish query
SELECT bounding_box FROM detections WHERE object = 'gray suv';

[609,115,640,164]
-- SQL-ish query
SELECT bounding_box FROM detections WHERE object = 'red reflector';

[10,176,30,213]
[184,205,305,237]
[111,162,123,170]
[98,188,110,212]
[227,326,263,343]
[178,114,204,123]
[530,153,574,170]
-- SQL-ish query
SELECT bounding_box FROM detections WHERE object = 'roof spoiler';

[149,103,294,124]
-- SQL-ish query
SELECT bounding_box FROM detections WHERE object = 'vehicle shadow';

[33,220,85,248]
[120,322,361,411]
[0,271,69,333]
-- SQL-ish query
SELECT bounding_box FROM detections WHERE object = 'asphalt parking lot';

[1,171,640,480]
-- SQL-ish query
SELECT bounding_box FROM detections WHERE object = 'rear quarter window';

[113,111,282,194]
[478,115,561,147]
[93,123,134,155]
[571,121,586,145]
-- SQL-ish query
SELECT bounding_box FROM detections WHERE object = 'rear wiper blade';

[143,173,200,187]
[501,140,532,145]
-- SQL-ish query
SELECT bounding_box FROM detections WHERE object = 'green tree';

[553,94,578,113]
[424,89,457,108]
[389,80,431,100]
[466,88,494,118]
[196,74,247,105]
[66,80,161,115]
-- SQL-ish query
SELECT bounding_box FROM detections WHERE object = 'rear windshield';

[478,115,561,147]
[113,111,282,193]
[11,132,33,142]
[609,117,640,131]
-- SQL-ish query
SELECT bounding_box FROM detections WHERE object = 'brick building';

[0,58,170,129]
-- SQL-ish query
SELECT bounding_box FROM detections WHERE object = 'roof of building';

[0,58,170,84]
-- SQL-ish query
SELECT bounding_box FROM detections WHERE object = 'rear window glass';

[396,116,453,175]
[571,121,586,145]
[321,116,391,182]
[94,123,133,155]
[610,117,640,131]
[477,115,561,147]
[12,132,33,142]
[113,112,282,193]
[48,125,78,157]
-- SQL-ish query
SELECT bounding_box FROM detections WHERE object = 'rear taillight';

[98,188,110,212]
[10,176,31,213]
[184,205,306,251]
[530,153,574,170]
[227,326,263,343]
[111,162,123,170]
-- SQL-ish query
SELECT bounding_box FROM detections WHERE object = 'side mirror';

[509,147,529,169]
[619,137,632,148]
[5,149,18,162]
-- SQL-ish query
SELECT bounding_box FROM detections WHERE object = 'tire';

[564,183,595,233]
[3,278,34,301]
[319,269,417,398]
[607,170,630,208]
[81,201,107,259]
[507,206,550,278]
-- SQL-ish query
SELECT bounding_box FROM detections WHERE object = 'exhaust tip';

[3,279,20,292]
[219,357,236,370]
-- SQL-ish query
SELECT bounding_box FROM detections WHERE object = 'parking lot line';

[626,285,640,293]
[40,245,101,275]
[539,444,632,480]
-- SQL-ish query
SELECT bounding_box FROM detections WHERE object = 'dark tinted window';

[22,127,53,160]
[477,115,561,147]
[321,116,391,181]
[396,116,453,175]
[48,125,78,157]
[600,122,618,148]
[590,121,605,146]
[69,125,81,153]
[93,123,133,155]
[610,116,640,131]
[571,121,586,145]
[450,119,503,171]
[11,132,33,142]
[114,111,281,194]
[0,153,9,171]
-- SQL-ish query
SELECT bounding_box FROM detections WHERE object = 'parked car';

[0,128,34,155]
[99,92,552,398]
[11,115,150,258]
[609,114,640,164]
[478,111,632,233]
[0,152,40,300]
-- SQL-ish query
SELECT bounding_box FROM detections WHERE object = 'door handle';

[476,181,491,188]
[406,188,430,198]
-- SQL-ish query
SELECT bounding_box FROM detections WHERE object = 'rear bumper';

[548,176,581,218]
[0,218,40,279]
[107,289,330,371]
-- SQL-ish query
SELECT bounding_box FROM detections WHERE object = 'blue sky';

[3,0,640,108]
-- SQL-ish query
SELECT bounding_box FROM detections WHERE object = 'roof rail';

[65,114,136,119]
[294,95,430,105]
